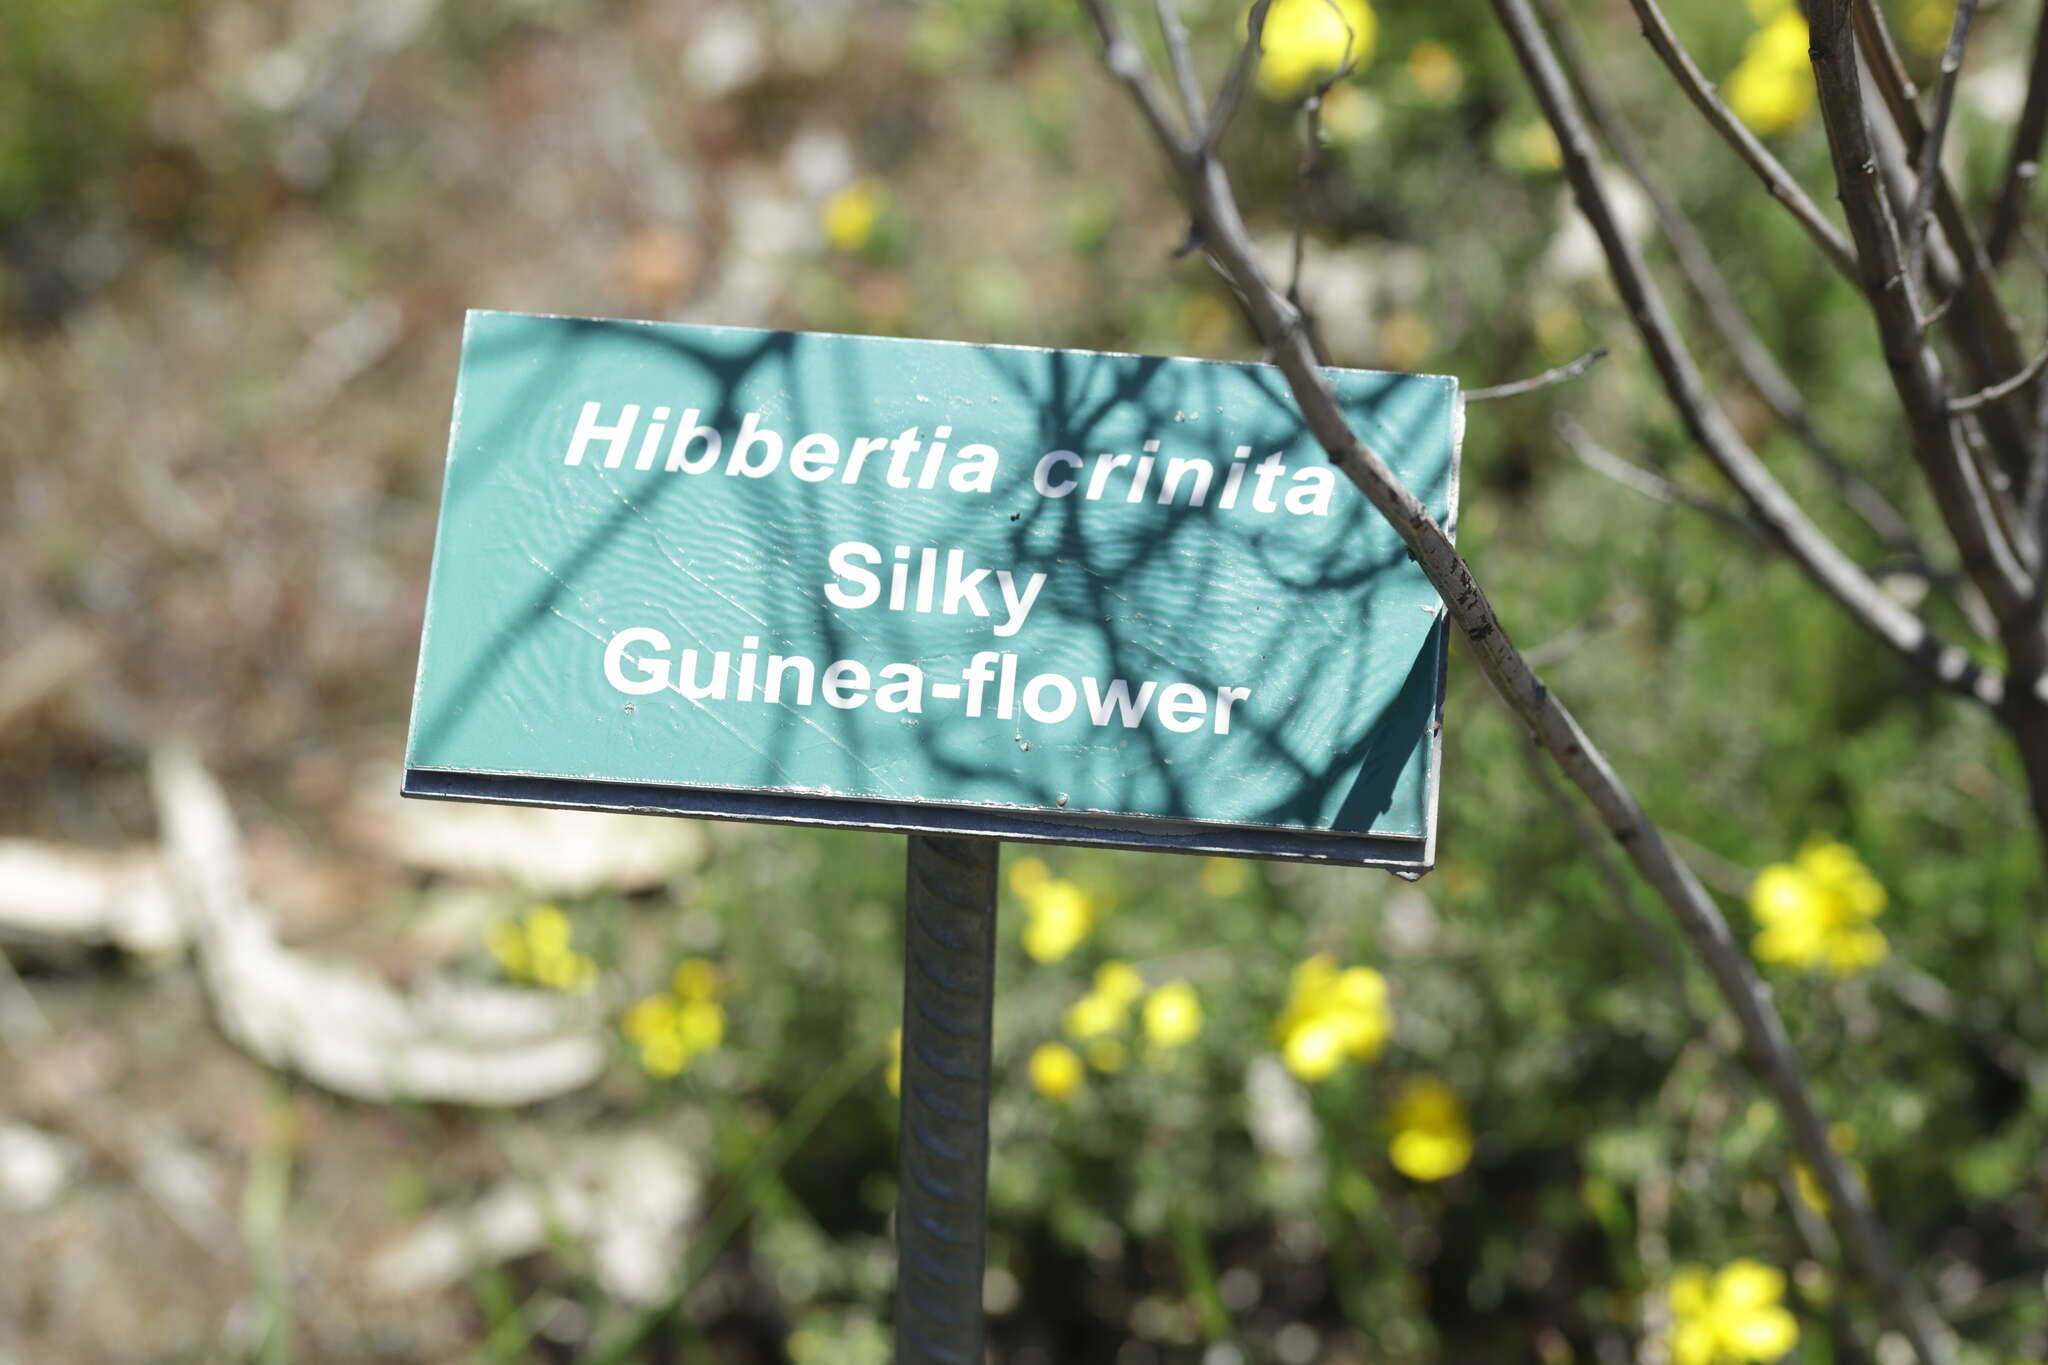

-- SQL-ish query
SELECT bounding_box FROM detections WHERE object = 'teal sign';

[404,312,1460,869]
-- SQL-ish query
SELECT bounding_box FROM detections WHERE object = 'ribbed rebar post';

[894,833,1000,1365]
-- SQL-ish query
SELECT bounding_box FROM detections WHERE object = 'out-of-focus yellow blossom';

[1141,981,1204,1049]
[1009,855,1050,896]
[1379,310,1434,369]
[1726,11,1814,136]
[672,956,721,1001]
[1063,988,1126,1041]
[622,955,727,1078]
[1316,83,1381,145]
[1493,120,1562,174]
[1019,877,1097,963]
[488,905,597,993]
[1094,961,1145,1005]
[822,178,889,253]
[1406,40,1464,105]
[1200,857,1248,898]
[1086,1039,1128,1073]
[1388,1076,1473,1181]
[1745,0,1790,20]
[1667,1260,1800,1365]
[1790,1124,1865,1214]
[1905,0,1955,55]
[886,1026,902,1096]
[1029,1042,1084,1101]
[1273,954,1393,1082]
[1254,0,1377,100]
[1750,838,1888,973]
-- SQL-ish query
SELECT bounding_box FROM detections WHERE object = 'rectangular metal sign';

[404,311,1460,869]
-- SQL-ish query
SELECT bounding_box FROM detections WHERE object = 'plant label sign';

[404,312,1460,869]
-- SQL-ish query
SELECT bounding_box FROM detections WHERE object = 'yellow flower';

[1141,981,1204,1049]
[1726,12,1814,136]
[1086,1039,1128,1073]
[1008,856,1050,896]
[1254,0,1377,100]
[1094,961,1146,1005]
[1020,879,1096,963]
[489,906,597,993]
[887,1027,902,1096]
[1406,40,1464,105]
[671,957,721,1001]
[822,179,888,253]
[1387,1076,1473,1181]
[1905,0,1954,55]
[1379,310,1434,370]
[1750,838,1888,974]
[1200,857,1248,898]
[1493,120,1562,175]
[1283,1018,1347,1082]
[622,970,728,1079]
[1029,1042,1084,1102]
[1063,989,1127,1041]
[1668,1260,1800,1365]
[1274,954,1393,1082]
[1791,1124,1864,1214]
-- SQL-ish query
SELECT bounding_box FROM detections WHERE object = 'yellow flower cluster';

[1726,0,1814,136]
[1272,953,1392,1082]
[1387,1076,1473,1181]
[487,905,596,993]
[1668,1260,1800,1365]
[1046,963,1205,1094]
[821,178,889,254]
[1010,857,1098,964]
[1254,0,1377,100]
[622,957,727,1078]
[1749,838,1888,974]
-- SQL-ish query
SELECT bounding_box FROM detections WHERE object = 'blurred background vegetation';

[2,0,2045,1361]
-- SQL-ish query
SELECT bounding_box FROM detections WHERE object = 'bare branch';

[1622,0,1860,282]
[1530,0,1943,577]
[1949,340,2048,416]
[1903,0,1980,289]
[1556,419,1768,544]
[1851,0,2043,483]
[1467,348,1607,402]
[1473,1,2007,708]
[1802,0,2032,628]
[1197,0,1272,158]
[1986,2,2048,266]
[1079,8,1961,1360]
[1152,0,1205,131]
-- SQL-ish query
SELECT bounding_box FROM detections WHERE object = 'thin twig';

[1555,418,1767,544]
[1281,3,1358,364]
[1196,0,1272,158]
[1479,0,2008,711]
[1530,0,1947,582]
[1802,0,2032,630]
[1986,2,2048,267]
[1074,6,1957,1361]
[1904,0,1979,290]
[1623,0,1860,283]
[1467,348,1607,401]
[1153,0,1205,131]
[1851,0,2042,485]
[1949,341,2048,416]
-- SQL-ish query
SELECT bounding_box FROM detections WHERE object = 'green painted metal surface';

[405,311,1459,865]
